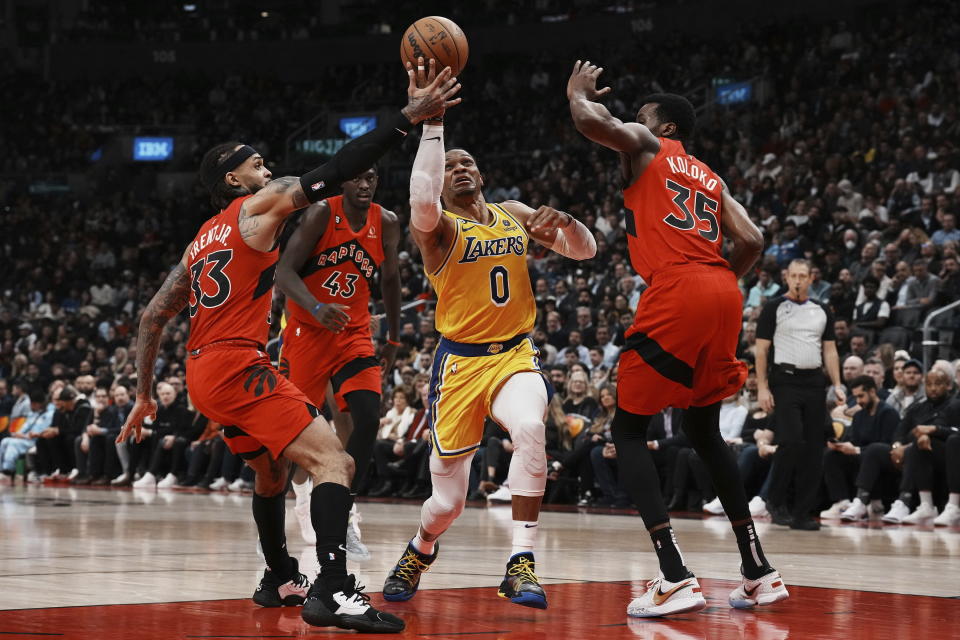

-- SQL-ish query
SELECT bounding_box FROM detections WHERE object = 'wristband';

[386,337,401,346]
[313,302,324,314]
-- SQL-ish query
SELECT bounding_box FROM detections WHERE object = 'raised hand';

[116,395,158,444]
[567,60,612,102]
[403,57,462,123]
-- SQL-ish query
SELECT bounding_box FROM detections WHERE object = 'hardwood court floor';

[1,485,958,639]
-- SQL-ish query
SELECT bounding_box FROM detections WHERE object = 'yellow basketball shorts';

[427,333,550,458]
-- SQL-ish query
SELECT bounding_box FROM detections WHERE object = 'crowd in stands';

[2,2,959,526]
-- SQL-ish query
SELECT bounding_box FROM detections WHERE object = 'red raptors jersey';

[623,138,729,283]
[186,195,278,351]
[286,196,385,332]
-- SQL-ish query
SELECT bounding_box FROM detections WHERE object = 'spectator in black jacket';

[34,385,93,479]
[896,388,960,524]
[840,369,955,523]
[133,381,196,489]
[820,375,900,518]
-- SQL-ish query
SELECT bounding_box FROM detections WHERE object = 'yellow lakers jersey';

[427,203,536,343]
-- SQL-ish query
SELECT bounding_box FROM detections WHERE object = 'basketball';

[401,16,469,76]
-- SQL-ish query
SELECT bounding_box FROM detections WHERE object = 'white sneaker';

[729,569,790,609]
[346,506,371,561]
[840,498,868,521]
[227,477,246,492]
[133,471,157,488]
[27,472,40,484]
[487,485,512,504]
[820,500,851,519]
[627,572,706,617]
[748,495,769,518]
[294,501,316,544]
[209,477,229,491]
[902,503,938,525]
[934,504,960,527]
[67,468,80,481]
[156,473,178,489]
[882,500,911,523]
[703,497,725,515]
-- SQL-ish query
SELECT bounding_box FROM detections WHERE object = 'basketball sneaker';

[840,498,868,521]
[252,557,311,607]
[346,506,371,561]
[819,500,851,519]
[156,473,178,489]
[902,503,938,524]
[748,496,769,518]
[702,497,725,515]
[728,568,789,609]
[881,500,911,523]
[382,540,438,601]
[294,501,315,544]
[934,503,960,526]
[627,572,706,618]
[301,574,404,633]
[133,471,157,489]
[498,552,547,609]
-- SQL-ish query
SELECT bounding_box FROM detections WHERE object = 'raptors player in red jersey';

[568,61,788,618]
[116,65,461,633]
[276,166,401,556]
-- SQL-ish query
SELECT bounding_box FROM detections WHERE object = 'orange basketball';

[401,16,469,77]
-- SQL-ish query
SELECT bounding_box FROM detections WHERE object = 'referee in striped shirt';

[755,259,845,530]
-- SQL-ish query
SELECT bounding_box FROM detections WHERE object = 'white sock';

[412,532,435,556]
[512,521,538,556]
[292,476,312,507]
[919,491,934,507]
[949,493,959,507]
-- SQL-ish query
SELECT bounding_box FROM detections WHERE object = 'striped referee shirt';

[756,295,835,370]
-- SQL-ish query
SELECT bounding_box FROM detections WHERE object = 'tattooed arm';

[117,255,191,443]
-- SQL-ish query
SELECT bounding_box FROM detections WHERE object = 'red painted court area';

[1,579,954,640]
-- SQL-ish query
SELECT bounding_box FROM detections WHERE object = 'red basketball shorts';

[187,341,318,460]
[279,319,381,411]
[617,265,747,415]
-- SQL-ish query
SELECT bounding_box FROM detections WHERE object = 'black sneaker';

[790,516,821,531]
[768,502,793,527]
[498,552,547,609]
[383,540,438,601]
[252,557,311,607]
[301,574,404,633]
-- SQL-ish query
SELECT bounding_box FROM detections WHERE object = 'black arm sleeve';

[755,298,780,341]
[299,111,414,203]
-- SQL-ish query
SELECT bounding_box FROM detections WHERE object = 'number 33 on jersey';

[427,203,536,344]
[186,194,279,352]
[623,137,730,283]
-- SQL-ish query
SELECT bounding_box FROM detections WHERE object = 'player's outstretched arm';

[118,250,192,443]
[500,201,597,260]
[720,188,763,278]
[567,60,660,155]
[379,211,403,373]
[407,106,457,272]
[244,63,462,224]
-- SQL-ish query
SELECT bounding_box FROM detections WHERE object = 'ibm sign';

[715,81,753,106]
[133,137,175,161]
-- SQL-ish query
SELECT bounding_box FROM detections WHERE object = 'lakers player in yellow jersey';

[383,58,597,611]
